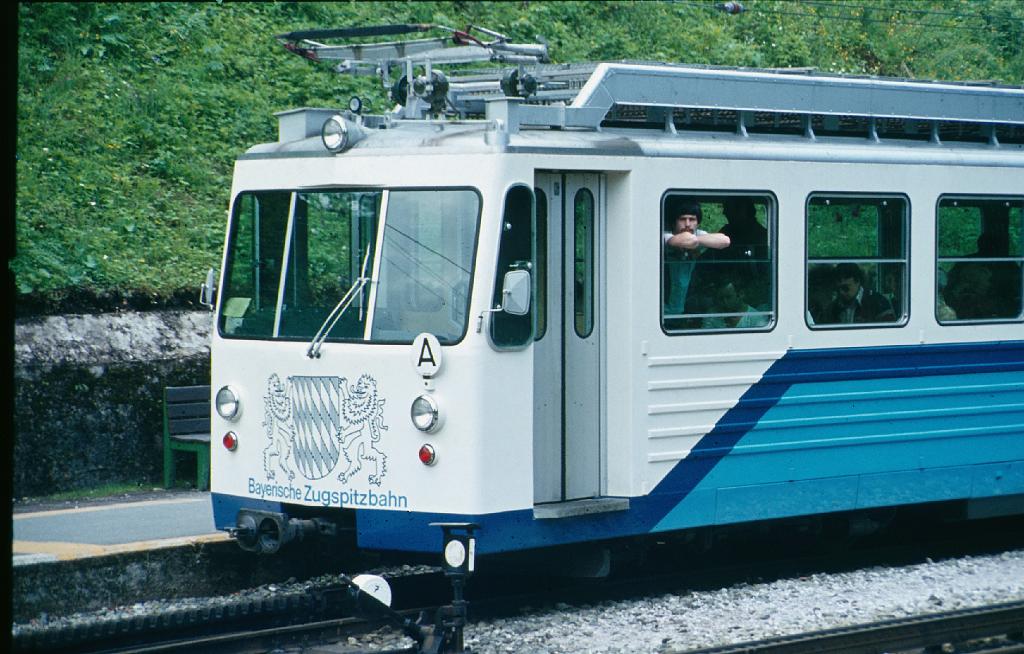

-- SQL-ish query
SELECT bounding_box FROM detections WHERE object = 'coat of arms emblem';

[262,374,388,486]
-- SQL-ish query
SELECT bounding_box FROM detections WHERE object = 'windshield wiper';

[306,246,373,359]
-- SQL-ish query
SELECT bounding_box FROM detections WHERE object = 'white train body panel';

[211,71,1024,554]
[214,153,537,517]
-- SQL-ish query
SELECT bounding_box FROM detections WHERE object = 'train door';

[533,172,604,504]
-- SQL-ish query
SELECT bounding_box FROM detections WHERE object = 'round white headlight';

[444,539,466,568]
[410,394,439,432]
[215,386,240,420]
[321,114,348,153]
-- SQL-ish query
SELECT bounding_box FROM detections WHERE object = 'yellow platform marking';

[13,532,232,561]
[14,496,210,520]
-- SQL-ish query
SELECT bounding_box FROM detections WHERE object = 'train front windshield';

[218,188,481,344]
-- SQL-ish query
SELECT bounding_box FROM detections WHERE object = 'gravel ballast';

[457,550,1024,653]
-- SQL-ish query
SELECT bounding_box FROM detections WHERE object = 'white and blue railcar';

[209,29,1024,557]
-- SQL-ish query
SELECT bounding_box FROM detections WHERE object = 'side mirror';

[199,268,218,309]
[501,269,530,316]
[475,268,532,334]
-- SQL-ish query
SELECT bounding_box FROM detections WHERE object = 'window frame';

[660,190,778,336]
[217,186,482,346]
[534,187,549,341]
[369,187,483,345]
[934,193,1024,325]
[573,187,595,339]
[804,192,911,331]
[489,183,536,350]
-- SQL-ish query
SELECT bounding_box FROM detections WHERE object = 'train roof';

[241,26,1024,159]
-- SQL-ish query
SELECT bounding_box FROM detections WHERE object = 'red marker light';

[222,431,238,451]
[418,444,436,466]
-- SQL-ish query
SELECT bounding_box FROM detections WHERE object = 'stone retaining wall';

[14,311,213,497]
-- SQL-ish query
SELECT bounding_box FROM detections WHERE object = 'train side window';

[806,194,908,329]
[490,184,536,348]
[534,188,548,340]
[574,188,595,338]
[661,193,775,333]
[936,196,1023,323]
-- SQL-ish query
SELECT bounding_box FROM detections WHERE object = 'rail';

[678,600,1024,654]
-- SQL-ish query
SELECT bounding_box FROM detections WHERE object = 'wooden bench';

[162,385,211,490]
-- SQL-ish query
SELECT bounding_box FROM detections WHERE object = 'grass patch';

[17,482,166,504]
[15,2,1024,314]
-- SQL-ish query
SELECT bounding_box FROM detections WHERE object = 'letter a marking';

[418,339,436,367]
[411,332,442,377]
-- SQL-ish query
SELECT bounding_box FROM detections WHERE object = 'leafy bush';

[14,1,1023,314]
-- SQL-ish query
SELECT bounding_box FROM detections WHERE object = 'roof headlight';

[321,114,349,153]
[411,394,440,433]
[215,386,241,420]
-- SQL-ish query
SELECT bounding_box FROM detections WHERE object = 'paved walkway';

[12,492,229,565]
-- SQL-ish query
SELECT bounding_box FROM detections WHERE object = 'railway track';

[678,601,1024,654]
[31,598,1024,654]
[14,515,1024,654]
[11,575,447,654]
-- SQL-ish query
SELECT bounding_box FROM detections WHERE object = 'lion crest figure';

[262,373,296,481]
[262,373,388,486]
[337,373,389,486]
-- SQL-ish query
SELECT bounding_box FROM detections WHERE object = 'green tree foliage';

[14,1,1024,313]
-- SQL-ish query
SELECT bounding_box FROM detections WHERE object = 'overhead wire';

[668,0,1020,32]
[797,0,1018,22]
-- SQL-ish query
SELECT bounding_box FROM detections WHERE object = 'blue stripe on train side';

[650,341,1024,486]
[652,368,1024,531]
[351,341,1024,553]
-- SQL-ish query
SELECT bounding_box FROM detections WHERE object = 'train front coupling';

[228,509,336,554]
